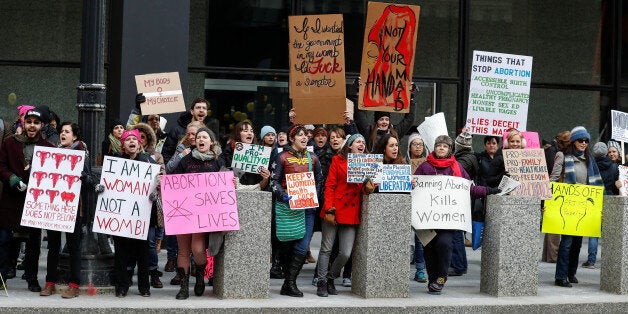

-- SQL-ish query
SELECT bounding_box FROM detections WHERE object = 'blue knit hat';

[346,133,365,147]
[569,126,590,143]
[260,125,276,139]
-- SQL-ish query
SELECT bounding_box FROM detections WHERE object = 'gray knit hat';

[455,132,473,153]
[592,142,608,159]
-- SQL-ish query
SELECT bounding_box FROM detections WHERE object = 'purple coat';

[414,160,487,198]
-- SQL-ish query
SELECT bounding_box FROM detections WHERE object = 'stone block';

[600,196,628,294]
[481,195,541,297]
[352,193,411,298]
[213,190,272,299]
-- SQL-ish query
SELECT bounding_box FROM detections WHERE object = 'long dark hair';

[230,121,256,150]
[564,140,591,162]
[373,133,403,164]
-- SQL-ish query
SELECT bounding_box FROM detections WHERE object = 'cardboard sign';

[502,149,552,199]
[542,182,604,237]
[611,110,628,142]
[288,14,346,124]
[618,165,628,196]
[497,175,521,196]
[416,112,448,153]
[378,164,412,192]
[285,171,319,209]
[358,2,420,113]
[21,146,85,232]
[409,157,426,175]
[94,156,161,240]
[347,153,383,183]
[411,175,472,233]
[161,171,239,235]
[502,131,540,149]
[466,51,533,136]
[231,142,272,174]
[135,72,186,115]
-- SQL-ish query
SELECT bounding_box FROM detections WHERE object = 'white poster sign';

[416,112,448,153]
[285,171,319,210]
[466,50,533,136]
[378,164,412,192]
[93,156,161,240]
[611,110,628,143]
[21,146,85,232]
[231,142,272,174]
[411,175,472,232]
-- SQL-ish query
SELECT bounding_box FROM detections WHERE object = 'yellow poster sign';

[542,182,604,237]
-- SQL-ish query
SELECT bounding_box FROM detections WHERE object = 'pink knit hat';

[18,105,35,117]
[120,129,140,143]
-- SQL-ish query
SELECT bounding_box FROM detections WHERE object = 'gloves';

[94,184,105,194]
[135,93,146,110]
[281,193,292,204]
[17,181,27,192]
[9,174,22,189]
[487,187,501,195]
[363,178,375,195]
[324,208,336,225]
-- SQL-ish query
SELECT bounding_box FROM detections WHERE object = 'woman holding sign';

[218,121,270,189]
[374,133,405,165]
[270,124,323,297]
[549,126,603,288]
[414,135,499,294]
[315,133,370,297]
[171,127,225,299]
[40,122,95,298]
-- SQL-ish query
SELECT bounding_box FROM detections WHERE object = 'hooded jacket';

[131,123,165,174]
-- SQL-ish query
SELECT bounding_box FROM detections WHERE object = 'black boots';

[316,279,328,297]
[270,254,284,279]
[194,263,207,296]
[150,269,163,288]
[327,278,337,295]
[175,267,189,300]
[280,253,306,297]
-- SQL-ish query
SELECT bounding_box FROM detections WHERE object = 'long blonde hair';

[179,121,207,146]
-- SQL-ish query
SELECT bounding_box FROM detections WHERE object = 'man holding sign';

[413,135,500,295]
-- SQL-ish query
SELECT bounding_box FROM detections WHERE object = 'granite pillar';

[213,191,272,299]
[480,195,541,297]
[352,193,411,298]
[600,196,628,294]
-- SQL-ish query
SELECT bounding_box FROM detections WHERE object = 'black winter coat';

[595,156,619,195]
[475,150,506,188]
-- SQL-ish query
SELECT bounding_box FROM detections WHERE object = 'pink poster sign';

[161,171,239,235]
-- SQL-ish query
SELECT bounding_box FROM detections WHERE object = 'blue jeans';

[147,227,163,271]
[164,235,178,260]
[450,230,467,272]
[555,235,582,280]
[587,237,598,264]
[292,209,315,256]
[414,234,425,270]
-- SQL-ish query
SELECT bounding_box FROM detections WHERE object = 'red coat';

[322,154,363,225]
[0,135,55,228]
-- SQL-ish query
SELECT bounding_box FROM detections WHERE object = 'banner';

[618,165,628,196]
[411,175,472,232]
[21,146,85,232]
[542,182,604,237]
[378,164,412,192]
[285,171,319,209]
[466,50,533,136]
[416,112,448,154]
[347,153,383,183]
[161,171,239,235]
[135,72,186,115]
[231,142,272,174]
[94,156,161,240]
[288,14,346,124]
[611,110,628,142]
[358,2,421,113]
[502,149,552,199]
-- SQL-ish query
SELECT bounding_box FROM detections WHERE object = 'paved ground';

[1,233,627,313]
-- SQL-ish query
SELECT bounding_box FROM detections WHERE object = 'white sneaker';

[342,278,351,287]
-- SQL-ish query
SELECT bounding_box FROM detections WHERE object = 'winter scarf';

[108,133,121,153]
[563,153,603,186]
[192,148,215,161]
[426,152,462,177]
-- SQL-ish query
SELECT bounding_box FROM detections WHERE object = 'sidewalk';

[1,234,627,313]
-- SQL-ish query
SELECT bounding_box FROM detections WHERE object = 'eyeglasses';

[148,117,160,121]
[575,138,589,144]
[410,143,424,147]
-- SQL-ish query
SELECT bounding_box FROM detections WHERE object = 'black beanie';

[374,111,391,123]
[107,118,124,133]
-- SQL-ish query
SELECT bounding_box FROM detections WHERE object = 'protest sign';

[347,153,383,183]
[502,149,551,199]
[503,131,540,149]
[497,175,521,196]
[21,146,85,232]
[466,51,533,136]
[161,171,239,235]
[611,110,628,142]
[416,112,448,153]
[285,171,319,209]
[358,2,421,113]
[93,156,161,240]
[231,142,272,174]
[378,164,412,192]
[288,14,346,124]
[542,182,604,237]
[135,72,186,115]
[409,157,426,175]
[411,175,472,232]
[618,165,628,196]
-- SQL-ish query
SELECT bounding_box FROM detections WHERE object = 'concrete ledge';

[600,196,628,294]
[481,195,541,297]
[353,193,411,298]
[213,190,272,299]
